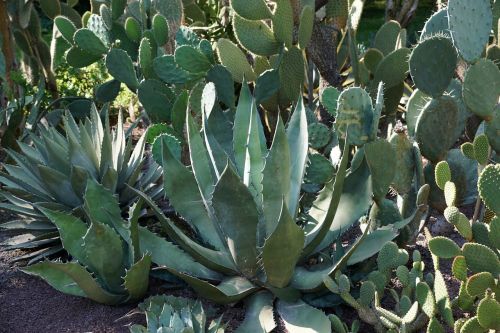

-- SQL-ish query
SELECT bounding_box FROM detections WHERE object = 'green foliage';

[0,107,162,263]
[130,295,225,333]
[23,180,151,305]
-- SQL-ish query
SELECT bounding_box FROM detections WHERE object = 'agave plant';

[22,179,151,305]
[130,295,225,333]
[0,105,162,262]
[133,82,428,332]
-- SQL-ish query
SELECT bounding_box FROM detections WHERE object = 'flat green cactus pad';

[373,20,401,56]
[478,164,500,216]
[448,0,492,63]
[304,153,334,184]
[485,106,500,154]
[406,89,428,137]
[420,8,450,41]
[415,96,458,163]
[463,59,500,120]
[409,36,457,98]
[232,13,280,56]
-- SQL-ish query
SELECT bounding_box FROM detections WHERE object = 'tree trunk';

[0,0,16,103]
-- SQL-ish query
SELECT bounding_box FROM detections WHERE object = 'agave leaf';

[11,245,64,265]
[84,179,130,242]
[245,91,265,204]
[89,104,104,162]
[129,199,143,263]
[262,117,291,235]
[204,104,234,164]
[350,227,401,266]
[276,299,331,333]
[3,232,59,250]
[37,165,82,207]
[132,188,237,274]
[203,106,230,179]
[138,228,222,281]
[41,133,71,175]
[83,221,125,294]
[167,270,258,304]
[0,219,55,231]
[124,254,151,301]
[70,165,89,199]
[286,98,308,218]
[112,111,126,174]
[313,157,372,251]
[23,261,125,304]
[78,121,100,171]
[64,115,98,178]
[0,191,44,217]
[262,200,305,288]
[186,112,215,201]
[291,225,370,292]
[233,82,253,179]
[1,165,51,200]
[160,141,225,251]
[235,291,276,333]
[212,164,260,277]
[0,202,43,218]
[39,208,87,264]
[302,141,350,257]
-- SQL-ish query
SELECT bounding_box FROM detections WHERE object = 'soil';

[0,205,466,333]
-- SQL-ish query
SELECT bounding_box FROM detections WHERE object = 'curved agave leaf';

[262,200,304,288]
[262,117,291,236]
[138,227,222,281]
[276,299,331,333]
[167,270,258,304]
[212,164,260,277]
[235,291,276,333]
[24,261,125,304]
[124,254,151,301]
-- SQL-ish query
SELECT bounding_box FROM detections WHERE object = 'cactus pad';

[463,59,500,120]
[358,281,376,306]
[435,161,451,190]
[373,20,401,56]
[478,164,500,216]
[460,142,475,160]
[54,16,77,43]
[477,295,500,330]
[231,0,272,20]
[448,0,492,62]
[459,317,483,333]
[462,243,500,275]
[406,89,428,136]
[415,96,458,163]
[485,106,500,154]
[273,0,294,49]
[364,139,396,201]
[308,123,331,149]
[444,206,472,240]
[444,182,457,207]
[304,153,334,184]
[466,272,495,297]
[320,87,340,116]
[473,134,490,166]
[363,48,384,73]
[451,256,467,281]
[369,199,403,230]
[334,87,374,146]
[428,236,462,259]
[489,217,500,249]
[373,48,410,89]
[420,8,450,41]
[125,17,141,43]
[152,14,169,46]
[389,132,414,194]
[216,39,256,83]
[298,5,314,50]
[106,48,139,91]
[409,36,457,98]
[279,46,305,102]
[233,13,280,56]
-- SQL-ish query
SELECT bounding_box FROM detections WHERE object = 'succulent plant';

[128,82,426,332]
[0,106,162,262]
[326,241,452,333]
[22,180,151,305]
[427,137,500,333]
[130,295,225,333]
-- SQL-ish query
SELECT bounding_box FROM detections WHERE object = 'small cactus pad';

[373,48,410,89]
[152,14,169,46]
[406,89,428,136]
[415,96,458,163]
[54,16,77,43]
[308,123,331,149]
[358,281,376,306]
[444,181,457,208]
[462,243,500,275]
[320,87,340,116]
[460,142,475,160]
[473,134,490,166]
[485,106,500,154]
[304,153,334,184]
[363,48,384,73]
[459,317,483,333]
[444,206,472,240]
[272,0,294,49]
[230,0,272,20]
[279,46,305,102]
[435,161,451,190]
[216,39,256,82]
[232,13,280,56]
[466,272,495,297]
[389,131,415,194]
[364,139,396,201]
[409,36,457,98]
[334,87,374,146]
[420,8,450,41]
[489,217,500,249]
[151,133,182,165]
[298,5,314,49]
[478,164,500,216]
[477,295,500,330]
[451,256,467,281]
[106,48,139,91]
[369,198,403,229]
[463,59,500,120]
[428,236,462,259]
[448,0,492,62]
[373,20,401,56]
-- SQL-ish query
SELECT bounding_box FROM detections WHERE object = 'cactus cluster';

[428,135,500,333]
[326,241,452,333]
